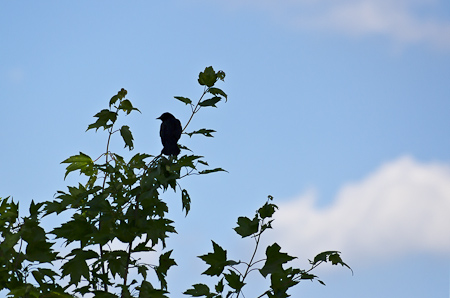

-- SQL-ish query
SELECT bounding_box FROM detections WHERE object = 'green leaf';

[52,214,95,247]
[106,250,128,278]
[110,88,128,107]
[259,243,296,277]
[198,168,227,175]
[198,160,208,166]
[2,232,21,251]
[92,292,119,298]
[234,215,259,238]
[208,87,227,101]
[29,200,44,217]
[109,95,120,107]
[138,280,169,298]
[61,250,95,285]
[199,241,229,276]
[32,268,58,287]
[186,129,216,138]
[184,284,212,297]
[8,285,41,298]
[182,189,191,216]
[198,66,217,87]
[174,96,192,105]
[21,214,57,262]
[177,155,203,169]
[258,201,278,219]
[120,125,134,150]
[268,267,300,297]
[216,70,225,81]
[86,109,117,131]
[25,240,55,262]
[300,272,317,280]
[118,99,140,114]
[61,152,94,179]
[224,270,245,291]
[199,96,221,108]
[143,218,176,248]
[312,251,353,273]
[137,265,148,280]
[156,250,177,290]
[129,153,152,169]
[215,278,224,294]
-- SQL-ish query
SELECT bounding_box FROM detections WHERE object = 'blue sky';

[1,1,450,297]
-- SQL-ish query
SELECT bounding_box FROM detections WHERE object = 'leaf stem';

[236,223,263,298]
[182,87,208,133]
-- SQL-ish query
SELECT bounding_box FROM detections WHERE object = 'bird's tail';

[161,143,180,156]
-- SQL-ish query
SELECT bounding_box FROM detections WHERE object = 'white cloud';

[223,0,450,49]
[271,156,450,264]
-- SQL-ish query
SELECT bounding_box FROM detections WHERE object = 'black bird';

[157,112,182,156]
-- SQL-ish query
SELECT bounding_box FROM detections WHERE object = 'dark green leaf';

[129,153,152,169]
[208,87,227,101]
[109,88,128,107]
[268,267,300,298]
[300,272,316,280]
[156,250,177,289]
[174,96,192,105]
[32,268,58,287]
[86,109,117,131]
[234,215,259,238]
[312,251,352,273]
[138,280,169,298]
[215,278,224,294]
[198,168,227,175]
[143,218,176,248]
[199,241,228,276]
[106,250,128,278]
[198,66,217,87]
[109,94,120,107]
[259,243,296,277]
[182,189,191,216]
[118,99,140,114]
[120,125,134,150]
[224,270,245,291]
[177,155,203,169]
[312,251,348,266]
[199,97,221,108]
[138,265,148,280]
[25,240,55,262]
[92,292,119,298]
[216,70,226,81]
[258,201,278,219]
[61,251,92,285]
[198,160,208,166]
[184,284,211,297]
[29,200,44,217]
[186,129,216,138]
[51,214,95,247]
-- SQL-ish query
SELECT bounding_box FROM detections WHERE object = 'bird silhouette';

[157,112,182,156]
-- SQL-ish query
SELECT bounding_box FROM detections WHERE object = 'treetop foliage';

[0,66,350,298]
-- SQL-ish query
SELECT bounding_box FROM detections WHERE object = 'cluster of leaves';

[0,66,350,298]
[0,66,227,298]
[185,196,351,298]
[0,198,65,297]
